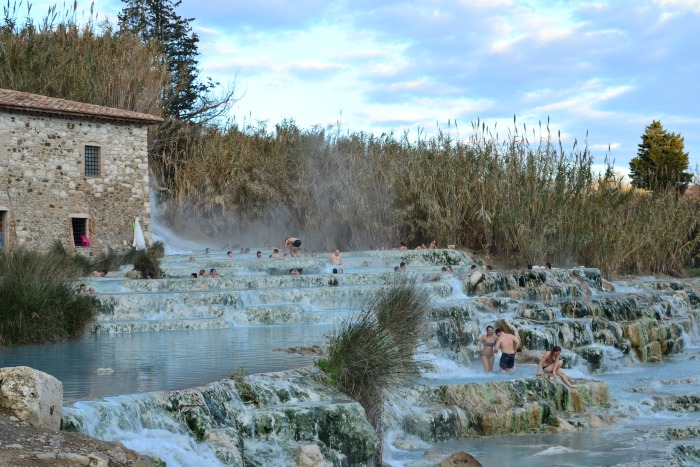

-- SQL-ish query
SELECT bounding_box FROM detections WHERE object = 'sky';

[25,0,700,176]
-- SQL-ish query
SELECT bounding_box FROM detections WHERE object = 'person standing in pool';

[494,328,520,372]
[284,237,302,257]
[536,345,576,389]
[477,325,498,372]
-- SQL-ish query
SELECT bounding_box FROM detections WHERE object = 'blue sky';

[27,0,700,176]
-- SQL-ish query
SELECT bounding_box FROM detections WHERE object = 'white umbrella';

[132,217,147,250]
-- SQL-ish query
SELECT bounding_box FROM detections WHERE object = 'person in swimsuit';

[494,328,520,372]
[537,345,576,389]
[477,325,498,372]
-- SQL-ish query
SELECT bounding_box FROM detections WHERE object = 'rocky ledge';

[0,411,157,467]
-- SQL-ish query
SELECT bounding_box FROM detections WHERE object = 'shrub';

[0,248,97,345]
[131,245,163,278]
[316,277,431,464]
[150,241,166,258]
[49,241,129,276]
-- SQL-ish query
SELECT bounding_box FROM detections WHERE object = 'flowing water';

[386,348,700,466]
[1,240,699,466]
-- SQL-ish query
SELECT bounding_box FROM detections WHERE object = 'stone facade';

[0,89,161,252]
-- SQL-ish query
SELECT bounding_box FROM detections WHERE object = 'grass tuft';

[317,277,431,464]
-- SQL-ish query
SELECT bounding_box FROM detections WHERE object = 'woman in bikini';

[477,325,498,372]
[536,345,576,389]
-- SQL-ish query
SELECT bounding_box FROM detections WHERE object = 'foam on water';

[530,446,583,456]
[420,356,487,380]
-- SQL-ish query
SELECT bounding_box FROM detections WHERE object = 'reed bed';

[153,119,699,277]
[0,3,166,115]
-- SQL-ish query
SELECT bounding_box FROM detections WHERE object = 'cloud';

[654,0,700,13]
[20,0,700,172]
[590,143,621,151]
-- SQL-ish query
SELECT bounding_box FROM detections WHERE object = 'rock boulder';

[434,451,483,466]
[0,366,63,430]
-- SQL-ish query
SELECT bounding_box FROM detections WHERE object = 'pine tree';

[629,120,692,193]
[118,0,225,121]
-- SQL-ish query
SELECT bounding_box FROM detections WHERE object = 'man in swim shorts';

[494,328,521,372]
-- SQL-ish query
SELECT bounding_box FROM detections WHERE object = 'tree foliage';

[118,0,233,121]
[629,120,692,193]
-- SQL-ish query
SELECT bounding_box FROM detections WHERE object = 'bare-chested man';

[328,249,343,266]
[284,237,302,257]
[494,328,521,372]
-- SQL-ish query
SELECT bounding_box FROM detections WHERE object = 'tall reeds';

[153,118,699,277]
[0,2,166,115]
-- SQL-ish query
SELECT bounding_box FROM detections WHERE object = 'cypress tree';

[118,0,217,120]
[629,120,692,193]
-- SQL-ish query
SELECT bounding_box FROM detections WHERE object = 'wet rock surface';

[5,250,699,465]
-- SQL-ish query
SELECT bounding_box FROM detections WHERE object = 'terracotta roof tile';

[0,88,163,124]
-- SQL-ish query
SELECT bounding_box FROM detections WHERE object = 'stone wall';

[0,109,152,251]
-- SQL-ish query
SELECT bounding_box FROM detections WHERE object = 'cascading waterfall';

[2,237,699,466]
[64,395,227,466]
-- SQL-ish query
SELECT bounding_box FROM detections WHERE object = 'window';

[85,145,100,177]
[71,217,89,247]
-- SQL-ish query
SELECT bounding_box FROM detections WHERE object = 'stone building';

[0,88,162,252]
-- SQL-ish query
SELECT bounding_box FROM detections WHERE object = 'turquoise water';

[0,325,329,403]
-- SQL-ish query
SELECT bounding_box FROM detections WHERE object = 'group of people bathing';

[477,325,576,389]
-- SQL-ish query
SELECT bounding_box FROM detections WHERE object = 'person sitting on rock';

[536,345,576,389]
[494,328,520,373]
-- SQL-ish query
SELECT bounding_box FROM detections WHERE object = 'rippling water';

[0,325,330,403]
